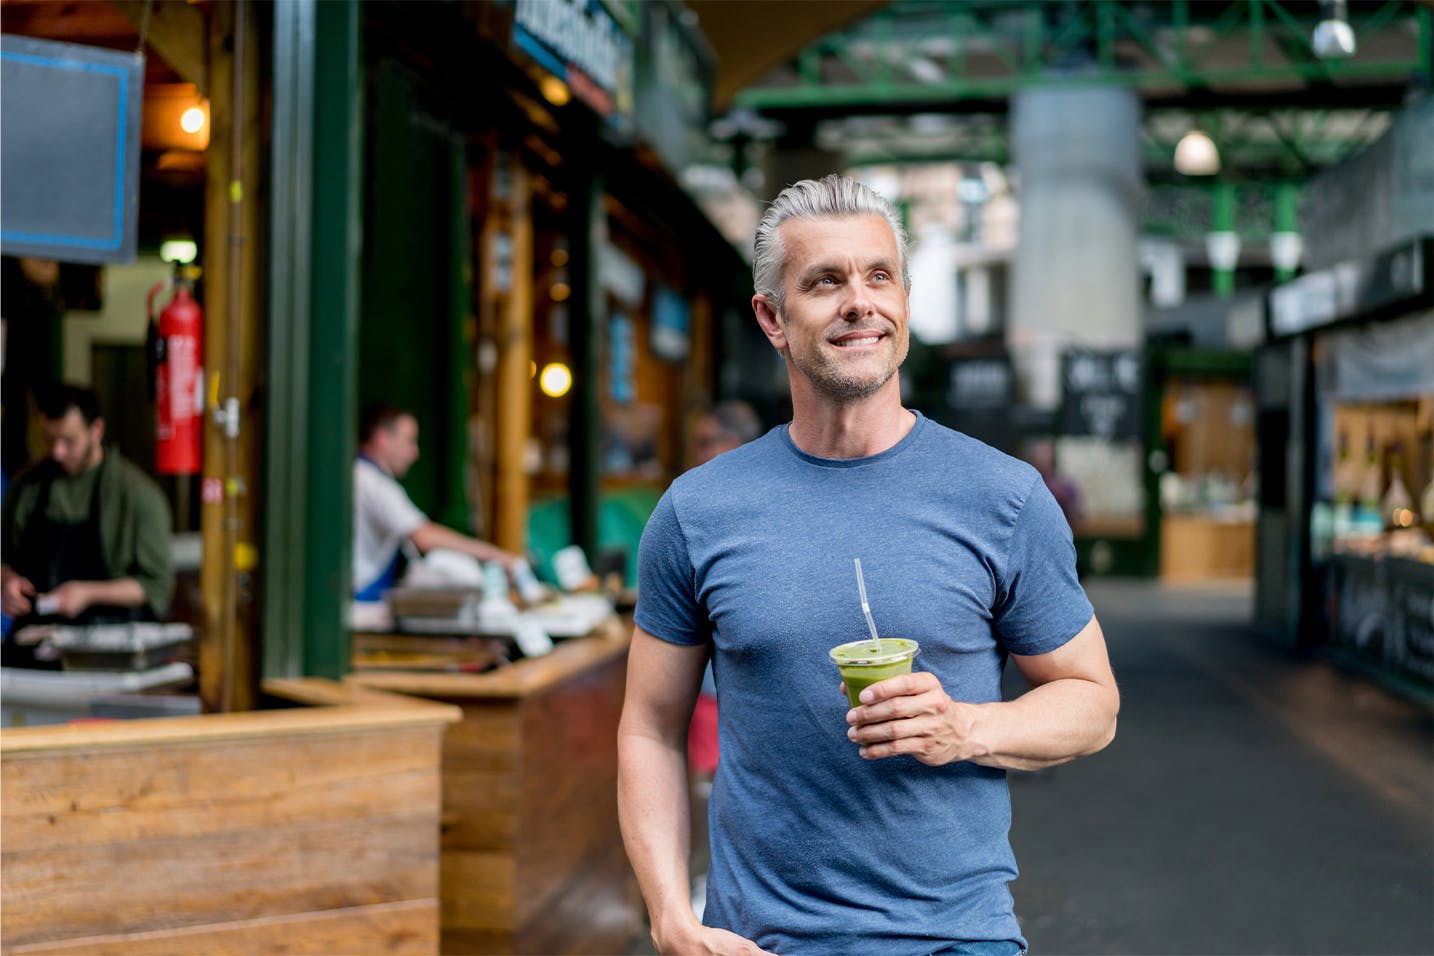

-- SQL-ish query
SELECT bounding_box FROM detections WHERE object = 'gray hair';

[752,173,910,311]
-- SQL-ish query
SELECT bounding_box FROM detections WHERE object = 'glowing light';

[529,361,537,379]
[180,106,206,134]
[549,282,571,302]
[539,363,572,398]
[1391,508,1414,528]
[1174,129,1219,176]
[160,239,198,264]
[551,248,569,268]
[539,75,571,107]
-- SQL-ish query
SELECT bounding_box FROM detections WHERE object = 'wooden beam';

[494,161,534,555]
[200,0,264,712]
[114,0,209,94]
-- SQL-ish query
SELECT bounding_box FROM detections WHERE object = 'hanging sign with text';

[1059,349,1145,441]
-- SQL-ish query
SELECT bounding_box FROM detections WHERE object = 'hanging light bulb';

[1174,129,1220,176]
[180,105,206,134]
[1313,0,1356,58]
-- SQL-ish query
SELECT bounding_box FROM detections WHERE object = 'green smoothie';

[829,638,919,707]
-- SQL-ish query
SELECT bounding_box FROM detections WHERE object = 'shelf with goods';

[1308,336,1434,691]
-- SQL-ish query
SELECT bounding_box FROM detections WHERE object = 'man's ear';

[751,294,787,351]
[92,418,106,445]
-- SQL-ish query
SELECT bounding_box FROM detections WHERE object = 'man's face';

[44,410,103,476]
[378,415,421,478]
[755,215,909,405]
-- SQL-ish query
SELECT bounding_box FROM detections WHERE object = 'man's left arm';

[847,614,1118,771]
[46,578,147,618]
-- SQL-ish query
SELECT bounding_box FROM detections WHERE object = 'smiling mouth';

[831,332,885,348]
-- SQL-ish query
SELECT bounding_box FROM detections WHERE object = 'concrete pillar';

[1008,84,1143,409]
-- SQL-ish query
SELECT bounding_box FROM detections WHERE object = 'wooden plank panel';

[3,728,442,851]
[440,850,516,929]
[513,654,628,928]
[513,839,642,956]
[3,812,439,946]
[439,767,520,850]
[8,899,437,955]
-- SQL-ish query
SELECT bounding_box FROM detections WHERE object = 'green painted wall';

[358,61,469,530]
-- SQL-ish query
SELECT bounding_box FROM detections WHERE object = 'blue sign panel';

[0,36,142,265]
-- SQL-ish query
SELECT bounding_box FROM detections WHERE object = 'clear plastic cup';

[829,638,920,707]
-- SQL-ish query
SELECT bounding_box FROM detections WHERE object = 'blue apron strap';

[354,548,402,602]
[353,453,402,601]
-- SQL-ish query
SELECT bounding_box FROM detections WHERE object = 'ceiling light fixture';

[1174,129,1220,176]
[180,105,206,135]
[1313,0,1356,58]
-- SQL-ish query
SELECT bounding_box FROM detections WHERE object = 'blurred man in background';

[2,384,174,666]
[352,403,514,600]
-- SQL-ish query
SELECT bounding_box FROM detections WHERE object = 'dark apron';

[3,458,149,668]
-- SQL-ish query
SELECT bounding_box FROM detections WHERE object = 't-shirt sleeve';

[129,479,175,618]
[634,491,711,647]
[357,466,427,540]
[992,474,1094,656]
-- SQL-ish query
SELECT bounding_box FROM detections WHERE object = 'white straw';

[853,558,882,652]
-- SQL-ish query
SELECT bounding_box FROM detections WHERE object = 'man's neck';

[358,446,392,475]
[786,381,915,460]
[70,447,105,477]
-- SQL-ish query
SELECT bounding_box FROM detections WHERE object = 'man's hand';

[42,581,94,619]
[844,671,984,766]
[654,918,777,956]
[1,566,36,617]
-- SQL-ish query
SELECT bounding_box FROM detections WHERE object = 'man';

[2,384,174,665]
[618,175,1119,955]
[352,404,513,600]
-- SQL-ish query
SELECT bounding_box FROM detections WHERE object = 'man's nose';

[841,282,873,319]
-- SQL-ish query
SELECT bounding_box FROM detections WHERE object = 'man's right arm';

[617,626,773,956]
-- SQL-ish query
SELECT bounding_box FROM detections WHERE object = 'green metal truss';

[734,0,1430,113]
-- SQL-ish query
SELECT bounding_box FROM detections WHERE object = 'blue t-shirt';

[636,412,1093,955]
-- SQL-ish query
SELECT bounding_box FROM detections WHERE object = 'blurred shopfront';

[3,2,748,952]
[1253,97,1433,691]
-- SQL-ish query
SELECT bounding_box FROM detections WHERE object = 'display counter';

[1160,513,1256,581]
[0,678,460,954]
[348,623,640,955]
[1328,552,1434,689]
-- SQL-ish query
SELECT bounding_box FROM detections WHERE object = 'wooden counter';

[348,629,641,955]
[1160,514,1255,581]
[1,678,460,955]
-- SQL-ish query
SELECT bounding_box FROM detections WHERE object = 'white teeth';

[835,336,880,347]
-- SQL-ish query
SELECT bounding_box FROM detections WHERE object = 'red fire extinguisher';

[147,265,204,475]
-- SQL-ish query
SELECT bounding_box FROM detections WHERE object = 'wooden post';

[200,0,264,712]
[493,160,534,555]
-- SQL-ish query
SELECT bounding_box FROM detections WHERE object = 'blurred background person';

[1,384,174,667]
[687,399,763,781]
[353,403,515,601]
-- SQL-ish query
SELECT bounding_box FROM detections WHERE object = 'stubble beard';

[789,335,908,406]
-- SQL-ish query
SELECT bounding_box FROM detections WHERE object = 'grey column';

[1008,84,1143,409]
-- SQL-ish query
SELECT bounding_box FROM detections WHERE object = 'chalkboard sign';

[943,355,1015,449]
[0,36,142,265]
[1059,350,1144,440]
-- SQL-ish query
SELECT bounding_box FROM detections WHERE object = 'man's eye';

[817,276,835,285]
[873,272,890,281]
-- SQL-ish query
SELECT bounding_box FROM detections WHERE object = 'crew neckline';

[778,410,927,468]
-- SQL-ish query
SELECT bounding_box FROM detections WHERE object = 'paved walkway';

[627,579,1434,955]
